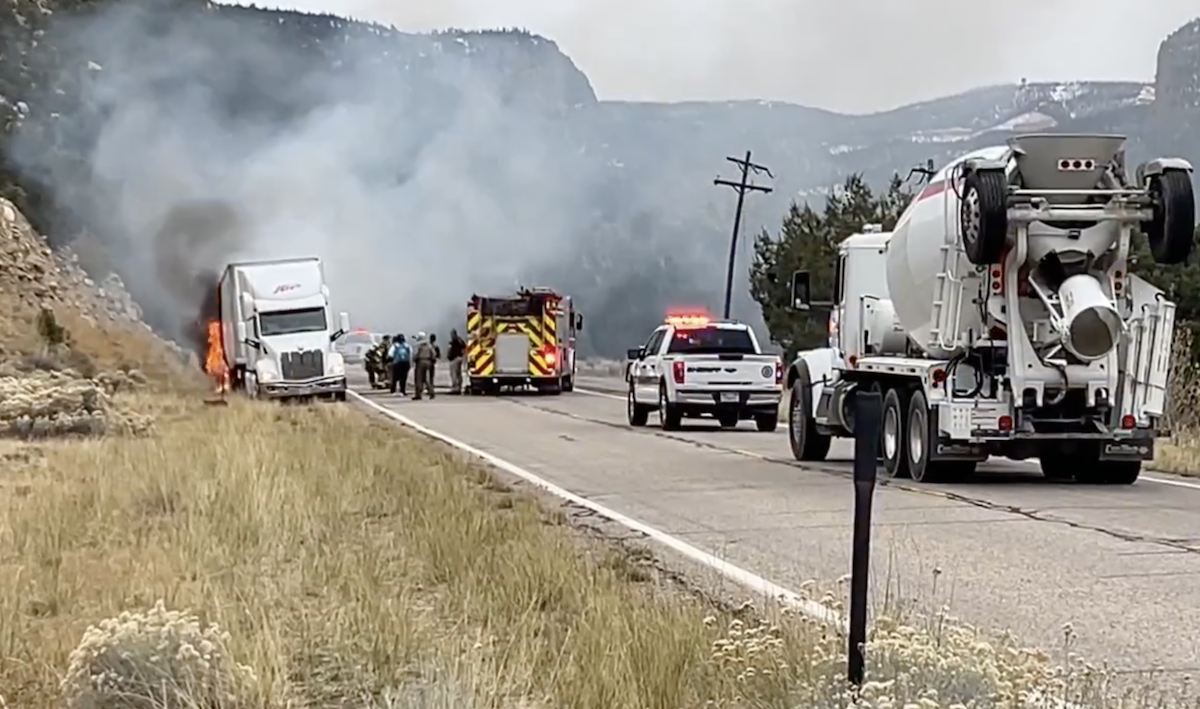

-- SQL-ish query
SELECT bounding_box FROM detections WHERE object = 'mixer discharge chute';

[783,132,1194,486]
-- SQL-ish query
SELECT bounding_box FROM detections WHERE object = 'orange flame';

[204,321,230,393]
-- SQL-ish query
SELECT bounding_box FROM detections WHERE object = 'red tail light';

[672,360,686,384]
[1121,414,1136,429]
[774,360,783,385]
[543,346,558,366]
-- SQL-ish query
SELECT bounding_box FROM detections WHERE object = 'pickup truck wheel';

[627,384,650,426]
[881,387,910,479]
[755,413,778,432]
[788,375,831,461]
[717,412,739,428]
[658,383,682,431]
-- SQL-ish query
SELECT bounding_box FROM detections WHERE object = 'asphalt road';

[351,370,1200,687]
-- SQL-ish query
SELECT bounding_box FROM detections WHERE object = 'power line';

[714,150,773,319]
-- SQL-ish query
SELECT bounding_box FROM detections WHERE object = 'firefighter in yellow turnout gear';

[364,335,391,389]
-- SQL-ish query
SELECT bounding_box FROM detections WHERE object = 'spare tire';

[1146,169,1195,265]
[960,168,1009,265]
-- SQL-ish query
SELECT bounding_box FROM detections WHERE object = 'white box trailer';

[218,256,350,401]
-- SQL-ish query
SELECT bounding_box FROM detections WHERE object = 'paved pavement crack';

[502,396,1200,557]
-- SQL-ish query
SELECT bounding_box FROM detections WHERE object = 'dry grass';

[0,393,1166,708]
[1153,329,1200,476]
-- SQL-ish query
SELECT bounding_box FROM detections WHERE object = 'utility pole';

[714,150,773,319]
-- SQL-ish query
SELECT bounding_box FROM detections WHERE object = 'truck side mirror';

[575,313,584,330]
[338,311,350,335]
[626,347,644,360]
[235,321,248,344]
[791,271,812,311]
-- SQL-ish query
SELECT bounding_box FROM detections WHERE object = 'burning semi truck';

[787,133,1194,485]
[203,257,350,401]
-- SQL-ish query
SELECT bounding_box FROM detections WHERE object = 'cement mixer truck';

[786,133,1194,485]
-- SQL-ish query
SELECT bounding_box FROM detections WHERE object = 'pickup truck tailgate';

[675,355,778,388]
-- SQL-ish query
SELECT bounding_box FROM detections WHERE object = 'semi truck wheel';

[626,384,650,426]
[1038,451,1075,481]
[1146,169,1195,265]
[717,412,739,428]
[788,371,831,461]
[905,390,975,483]
[960,168,1008,265]
[881,387,910,479]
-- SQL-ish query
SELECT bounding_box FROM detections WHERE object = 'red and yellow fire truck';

[465,286,582,395]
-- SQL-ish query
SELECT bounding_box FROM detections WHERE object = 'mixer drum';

[885,147,1002,358]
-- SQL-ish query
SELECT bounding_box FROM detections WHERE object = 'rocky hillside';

[1,0,1198,357]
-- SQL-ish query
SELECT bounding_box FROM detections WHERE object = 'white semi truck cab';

[218,257,350,402]
[786,133,1194,485]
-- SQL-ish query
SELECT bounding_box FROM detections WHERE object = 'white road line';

[347,389,842,628]
[574,386,624,401]
[572,388,1200,491]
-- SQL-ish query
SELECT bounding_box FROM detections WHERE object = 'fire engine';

[466,286,583,395]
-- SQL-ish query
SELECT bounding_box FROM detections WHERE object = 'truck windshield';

[259,307,328,337]
[667,327,757,355]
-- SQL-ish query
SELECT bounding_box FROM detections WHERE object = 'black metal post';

[848,390,881,686]
[714,151,773,319]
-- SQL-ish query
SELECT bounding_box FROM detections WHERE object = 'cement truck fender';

[787,348,835,416]
[1144,168,1195,265]
[787,351,834,462]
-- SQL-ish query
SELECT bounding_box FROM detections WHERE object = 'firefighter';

[366,335,390,388]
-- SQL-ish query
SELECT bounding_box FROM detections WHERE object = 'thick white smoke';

[10,0,622,352]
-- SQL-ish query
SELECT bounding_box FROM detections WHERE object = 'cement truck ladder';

[928,181,968,352]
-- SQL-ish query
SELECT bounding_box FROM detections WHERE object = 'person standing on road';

[389,333,411,395]
[367,335,390,389]
[447,329,466,394]
[412,332,436,400]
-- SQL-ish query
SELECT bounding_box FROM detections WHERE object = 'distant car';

[336,330,380,364]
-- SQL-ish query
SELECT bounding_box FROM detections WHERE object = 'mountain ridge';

[1,1,1198,358]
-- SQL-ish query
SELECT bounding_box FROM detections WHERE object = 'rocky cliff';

[1,1,1198,358]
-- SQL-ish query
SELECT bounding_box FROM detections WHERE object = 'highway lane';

[352,374,1200,688]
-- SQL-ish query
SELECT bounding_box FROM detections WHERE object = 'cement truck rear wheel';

[1146,169,1195,265]
[905,389,974,483]
[960,168,1008,266]
[881,387,910,479]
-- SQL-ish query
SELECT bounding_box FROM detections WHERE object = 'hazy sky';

[224,0,1199,113]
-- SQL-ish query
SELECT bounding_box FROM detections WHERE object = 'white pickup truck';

[625,316,783,431]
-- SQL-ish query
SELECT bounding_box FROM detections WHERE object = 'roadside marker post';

[848,390,881,686]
